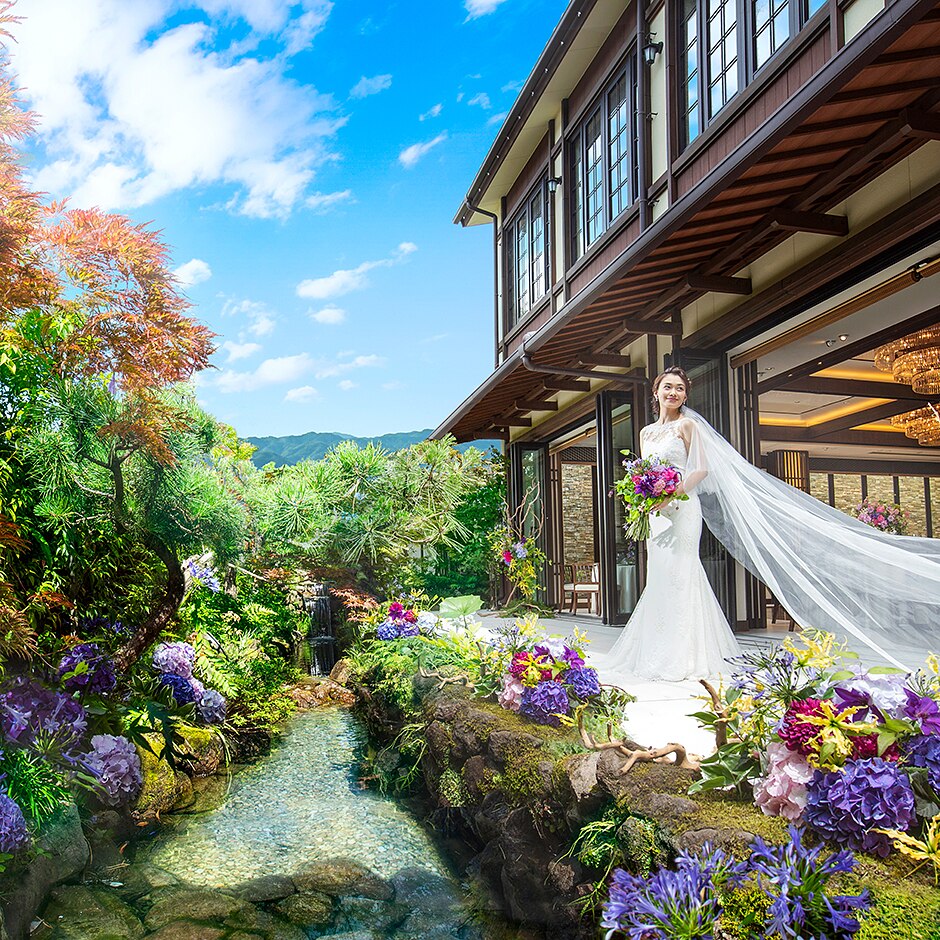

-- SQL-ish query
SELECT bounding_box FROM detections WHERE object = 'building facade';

[434,0,940,628]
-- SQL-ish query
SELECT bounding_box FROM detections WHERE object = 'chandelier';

[874,326,940,394]
[890,403,940,446]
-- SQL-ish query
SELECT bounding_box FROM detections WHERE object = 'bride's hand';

[650,496,672,512]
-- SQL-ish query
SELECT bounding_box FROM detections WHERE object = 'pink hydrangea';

[753,742,814,821]
[497,676,524,712]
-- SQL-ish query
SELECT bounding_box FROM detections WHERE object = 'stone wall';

[560,463,596,565]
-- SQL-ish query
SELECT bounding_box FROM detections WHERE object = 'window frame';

[567,53,639,265]
[504,178,551,331]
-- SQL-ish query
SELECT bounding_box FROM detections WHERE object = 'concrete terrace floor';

[475,611,934,759]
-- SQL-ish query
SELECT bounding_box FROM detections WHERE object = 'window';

[682,0,828,148]
[505,180,550,328]
[569,57,638,262]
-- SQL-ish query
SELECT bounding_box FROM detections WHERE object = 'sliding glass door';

[508,442,552,606]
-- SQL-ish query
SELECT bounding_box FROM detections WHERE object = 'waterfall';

[304,583,336,676]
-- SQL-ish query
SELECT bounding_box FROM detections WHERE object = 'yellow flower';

[799,700,877,769]
[783,629,850,670]
[876,814,940,883]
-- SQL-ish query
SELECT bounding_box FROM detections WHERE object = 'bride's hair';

[651,367,692,414]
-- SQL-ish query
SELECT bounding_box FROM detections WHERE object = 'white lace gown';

[601,420,740,682]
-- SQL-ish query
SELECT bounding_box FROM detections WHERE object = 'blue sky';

[8,0,567,438]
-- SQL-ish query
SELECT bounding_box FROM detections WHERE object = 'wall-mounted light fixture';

[642,35,663,66]
[547,176,563,194]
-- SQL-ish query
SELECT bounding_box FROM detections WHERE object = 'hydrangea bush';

[58,643,118,695]
[152,639,227,722]
[82,735,143,807]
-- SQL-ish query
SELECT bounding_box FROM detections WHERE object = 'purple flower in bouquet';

[82,735,143,807]
[519,680,569,726]
[387,602,405,619]
[512,541,527,559]
[376,620,400,641]
[903,688,940,735]
[834,672,908,722]
[562,646,585,669]
[197,689,227,725]
[0,678,88,755]
[152,641,196,679]
[160,674,197,706]
[58,643,117,696]
[804,758,915,857]
[753,742,814,821]
[398,619,420,638]
[497,676,524,712]
[0,791,30,854]
[903,734,940,791]
[567,666,601,700]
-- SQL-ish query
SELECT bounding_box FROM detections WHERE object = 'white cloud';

[338,379,357,390]
[285,385,320,403]
[314,353,383,379]
[305,189,353,212]
[419,103,442,121]
[350,74,392,98]
[501,78,524,93]
[173,257,212,287]
[221,340,262,362]
[382,380,404,390]
[221,297,277,337]
[398,133,447,169]
[296,243,417,300]
[310,305,346,325]
[468,92,491,109]
[465,0,510,19]
[9,0,344,219]
[215,352,313,393]
[487,111,508,126]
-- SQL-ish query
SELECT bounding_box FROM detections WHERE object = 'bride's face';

[656,375,687,415]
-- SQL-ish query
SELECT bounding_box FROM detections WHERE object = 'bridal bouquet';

[854,497,909,535]
[614,453,688,541]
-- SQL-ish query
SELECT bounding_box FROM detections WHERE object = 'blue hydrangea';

[567,666,601,700]
[82,735,143,807]
[903,734,940,791]
[160,674,197,706]
[0,791,29,854]
[197,689,227,725]
[805,758,915,857]
[519,680,569,726]
[152,641,196,679]
[376,621,400,641]
[58,643,117,695]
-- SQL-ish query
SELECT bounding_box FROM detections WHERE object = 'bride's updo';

[650,367,692,415]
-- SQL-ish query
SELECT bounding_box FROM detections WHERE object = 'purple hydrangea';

[160,674,197,706]
[376,621,400,641]
[152,641,196,679]
[903,734,940,791]
[197,689,227,725]
[82,735,143,807]
[519,680,570,726]
[0,791,30,854]
[805,758,915,857]
[58,643,117,695]
[566,666,601,700]
[0,678,88,756]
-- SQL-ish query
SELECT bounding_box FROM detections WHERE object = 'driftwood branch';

[576,711,700,773]
[417,667,476,692]
[699,679,734,750]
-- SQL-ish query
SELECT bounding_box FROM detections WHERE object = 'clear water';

[138,708,449,888]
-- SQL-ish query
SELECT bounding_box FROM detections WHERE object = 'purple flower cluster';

[0,679,88,756]
[567,666,601,699]
[160,673,197,706]
[152,642,196,679]
[197,689,227,725]
[805,759,915,857]
[0,791,30,854]
[903,734,940,791]
[375,601,421,641]
[58,643,117,695]
[82,735,143,807]
[78,615,129,636]
[519,681,570,726]
[185,559,221,593]
[904,688,940,735]
[854,498,908,534]
[151,641,225,722]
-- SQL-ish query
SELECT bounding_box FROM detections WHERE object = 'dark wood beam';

[806,400,918,438]
[761,425,925,448]
[619,317,683,335]
[499,416,533,427]
[542,377,592,392]
[829,77,938,104]
[790,111,897,136]
[757,303,940,393]
[513,397,559,411]
[773,376,934,400]
[901,108,940,139]
[686,274,753,294]
[578,352,632,367]
[870,46,940,67]
[769,209,849,236]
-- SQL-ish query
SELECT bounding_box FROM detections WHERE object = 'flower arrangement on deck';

[614,453,688,541]
[853,497,909,534]
[491,529,546,604]
[692,630,940,871]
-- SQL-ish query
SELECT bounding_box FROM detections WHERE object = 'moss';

[499,746,553,804]
[437,768,468,807]
[132,736,187,820]
[685,792,790,845]
[857,885,940,940]
[616,816,671,878]
[717,886,771,940]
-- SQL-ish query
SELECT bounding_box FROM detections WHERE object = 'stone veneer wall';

[560,463,596,565]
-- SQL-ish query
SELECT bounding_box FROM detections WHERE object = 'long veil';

[683,408,940,669]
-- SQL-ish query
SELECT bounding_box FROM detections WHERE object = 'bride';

[600,367,739,682]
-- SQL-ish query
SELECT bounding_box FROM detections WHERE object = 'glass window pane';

[529,191,545,302]
[569,139,583,261]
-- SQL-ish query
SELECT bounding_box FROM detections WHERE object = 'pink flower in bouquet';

[753,742,814,820]
[498,676,524,712]
[502,549,513,566]
[850,733,899,761]
[388,602,405,619]
[509,651,530,679]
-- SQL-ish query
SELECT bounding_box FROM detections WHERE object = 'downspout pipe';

[636,0,651,230]
[520,336,648,387]
[464,200,501,370]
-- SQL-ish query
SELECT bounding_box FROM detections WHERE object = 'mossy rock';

[273,889,334,927]
[856,884,940,940]
[177,725,225,776]
[131,736,190,823]
[143,888,253,930]
[42,885,145,939]
[143,923,226,940]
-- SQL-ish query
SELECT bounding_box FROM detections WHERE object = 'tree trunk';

[115,536,185,671]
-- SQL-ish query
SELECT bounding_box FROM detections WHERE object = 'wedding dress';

[599,419,740,682]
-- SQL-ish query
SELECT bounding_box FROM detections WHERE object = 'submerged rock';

[41,885,145,940]
[338,896,409,932]
[292,859,393,900]
[273,890,333,927]
[104,863,180,902]
[143,887,253,931]
[144,922,226,940]
[233,874,297,904]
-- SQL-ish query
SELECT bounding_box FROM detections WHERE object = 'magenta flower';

[778,697,824,756]
[387,602,405,619]
[502,549,513,566]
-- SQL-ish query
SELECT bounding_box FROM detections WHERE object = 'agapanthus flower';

[512,541,527,559]
[752,742,813,821]
[778,697,824,755]
[184,559,221,592]
[197,689,227,725]
[0,678,88,755]
[903,688,940,735]
[152,641,196,679]
[567,666,601,700]
[160,674,197,706]
[497,676,524,712]
[805,758,915,857]
[519,680,569,726]
[82,735,143,807]
[903,734,940,791]
[58,643,117,696]
[0,791,30,854]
